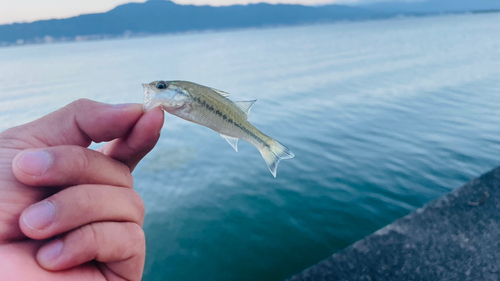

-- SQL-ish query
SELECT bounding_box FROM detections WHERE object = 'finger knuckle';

[128,223,146,250]
[126,174,134,188]
[87,223,106,244]
[71,223,99,249]
[68,98,93,110]
[69,223,106,259]
[0,127,40,149]
[73,186,97,214]
[63,99,92,122]
[129,190,146,222]
[71,146,90,169]
[121,163,135,188]
[131,224,146,261]
[107,223,145,262]
[71,146,101,181]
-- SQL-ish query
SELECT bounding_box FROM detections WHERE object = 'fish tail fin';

[259,138,295,178]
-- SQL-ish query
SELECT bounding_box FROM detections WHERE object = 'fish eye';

[156,81,167,90]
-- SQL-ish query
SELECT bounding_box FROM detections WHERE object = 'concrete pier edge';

[287,166,500,281]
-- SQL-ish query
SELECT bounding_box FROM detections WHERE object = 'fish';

[143,80,294,177]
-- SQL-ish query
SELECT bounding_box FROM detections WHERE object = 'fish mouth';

[142,84,162,112]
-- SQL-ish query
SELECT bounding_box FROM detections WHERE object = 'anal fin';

[220,134,239,152]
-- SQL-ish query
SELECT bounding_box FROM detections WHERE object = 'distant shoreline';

[1,9,498,49]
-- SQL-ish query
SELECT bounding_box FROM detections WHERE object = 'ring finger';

[19,184,145,240]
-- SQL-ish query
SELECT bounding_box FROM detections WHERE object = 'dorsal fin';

[210,87,230,96]
[234,100,257,117]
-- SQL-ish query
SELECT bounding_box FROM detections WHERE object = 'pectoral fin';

[234,100,257,118]
[220,134,239,152]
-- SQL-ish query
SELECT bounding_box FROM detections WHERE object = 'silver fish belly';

[143,80,294,177]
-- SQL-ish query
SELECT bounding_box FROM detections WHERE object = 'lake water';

[1,12,500,281]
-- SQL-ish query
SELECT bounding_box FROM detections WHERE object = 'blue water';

[1,12,500,281]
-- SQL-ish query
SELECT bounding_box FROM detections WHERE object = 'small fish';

[143,80,294,177]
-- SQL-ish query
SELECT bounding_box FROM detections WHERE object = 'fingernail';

[17,150,52,176]
[113,103,137,109]
[23,201,55,230]
[38,240,63,264]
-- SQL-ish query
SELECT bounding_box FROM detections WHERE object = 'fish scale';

[193,95,267,146]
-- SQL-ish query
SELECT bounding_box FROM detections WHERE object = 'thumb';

[1,99,144,150]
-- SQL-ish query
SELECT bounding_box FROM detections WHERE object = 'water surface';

[1,12,500,281]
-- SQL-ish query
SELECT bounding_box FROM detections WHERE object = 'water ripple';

[1,12,499,281]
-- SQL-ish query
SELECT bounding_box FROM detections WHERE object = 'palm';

[0,135,110,280]
[0,146,49,239]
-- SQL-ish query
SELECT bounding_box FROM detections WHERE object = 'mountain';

[1,0,498,46]
[0,0,387,46]
[355,0,500,13]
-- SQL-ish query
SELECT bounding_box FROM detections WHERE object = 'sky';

[0,0,360,25]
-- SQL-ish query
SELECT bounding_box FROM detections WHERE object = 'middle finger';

[12,145,134,188]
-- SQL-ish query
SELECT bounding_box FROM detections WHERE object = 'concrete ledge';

[287,166,500,281]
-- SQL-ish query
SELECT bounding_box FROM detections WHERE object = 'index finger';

[98,107,164,171]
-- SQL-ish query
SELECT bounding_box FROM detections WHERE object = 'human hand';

[0,99,164,281]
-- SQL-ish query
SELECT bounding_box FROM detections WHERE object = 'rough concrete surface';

[287,166,500,281]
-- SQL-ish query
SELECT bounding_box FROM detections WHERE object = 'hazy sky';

[0,0,359,25]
